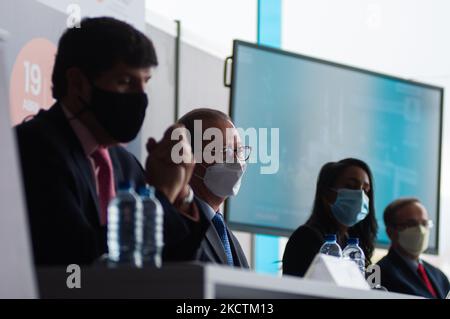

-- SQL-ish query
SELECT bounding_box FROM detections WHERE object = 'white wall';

[146,0,258,58]
[282,0,450,276]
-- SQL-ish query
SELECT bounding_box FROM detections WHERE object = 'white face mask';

[202,162,246,198]
[398,225,430,256]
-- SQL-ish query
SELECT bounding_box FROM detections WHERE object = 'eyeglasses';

[393,220,434,231]
[211,146,252,162]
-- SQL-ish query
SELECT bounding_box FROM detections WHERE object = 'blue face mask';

[330,189,369,227]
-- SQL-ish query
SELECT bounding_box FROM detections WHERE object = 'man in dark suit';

[377,198,450,298]
[15,17,204,266]
[177,109,249,268]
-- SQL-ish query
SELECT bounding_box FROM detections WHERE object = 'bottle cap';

[347,237,359,245]
[138,185,156,197]
[324,234,337,242]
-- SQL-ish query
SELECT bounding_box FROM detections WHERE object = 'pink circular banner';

[10,38,57,125]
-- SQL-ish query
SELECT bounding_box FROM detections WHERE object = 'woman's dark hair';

[52,17,158,99]
[306,158,378,264]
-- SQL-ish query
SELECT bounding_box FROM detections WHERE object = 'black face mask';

[79,84,148,143]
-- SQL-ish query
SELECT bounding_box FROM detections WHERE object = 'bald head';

[177,107,242,165]
[178,108,233,141]
[178,108,238,159]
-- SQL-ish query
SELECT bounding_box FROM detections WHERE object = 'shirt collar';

[61,103,99,157]
[195,196,218,222]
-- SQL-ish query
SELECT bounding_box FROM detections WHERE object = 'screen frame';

[225,40,443,254]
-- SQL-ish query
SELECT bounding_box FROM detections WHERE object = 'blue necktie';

[212,213,234,266]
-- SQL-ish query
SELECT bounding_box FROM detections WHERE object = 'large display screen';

[227,40,443,251]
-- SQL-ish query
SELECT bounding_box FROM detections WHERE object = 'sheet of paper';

[305,253,370,291]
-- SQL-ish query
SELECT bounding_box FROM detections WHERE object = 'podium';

[37,262,419,299]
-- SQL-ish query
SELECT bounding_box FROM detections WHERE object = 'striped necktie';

[212,213,234,266]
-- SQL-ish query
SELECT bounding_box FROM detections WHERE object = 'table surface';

[36,262,421,299]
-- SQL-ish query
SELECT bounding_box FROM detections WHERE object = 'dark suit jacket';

[377,249,450,299]
[15,103,205,266]
[194,199,249,268]
[282,224,324,277]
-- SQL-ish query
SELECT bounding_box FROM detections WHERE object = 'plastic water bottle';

[138,186,164,268]
[107,181,143,267]
[319,234,343,258]
[343,237,366,275]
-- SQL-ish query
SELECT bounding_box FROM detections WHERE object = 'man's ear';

[66,67,90,98]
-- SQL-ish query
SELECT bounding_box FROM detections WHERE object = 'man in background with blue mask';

[178,109,250,268]
[377,198,450,298]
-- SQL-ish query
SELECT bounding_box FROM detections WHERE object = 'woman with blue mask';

[282,158,378,277]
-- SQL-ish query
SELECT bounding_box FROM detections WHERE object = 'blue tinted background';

[227,42,442,249]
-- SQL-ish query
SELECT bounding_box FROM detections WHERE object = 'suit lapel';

[48,103,102,227]
[228,232,247,268]
[70,148,101,226]
[194,198,228,264]
[195,198,244,266]
[205,215,249,267]
[423,262,444,298]
[389,249,435,298]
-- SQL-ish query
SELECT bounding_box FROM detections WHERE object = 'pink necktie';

[91,147,116,226]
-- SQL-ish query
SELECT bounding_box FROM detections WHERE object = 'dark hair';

[306,158,378,264]
[384,197,420,228]
[52,17,158,99]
